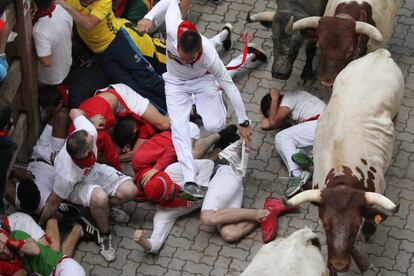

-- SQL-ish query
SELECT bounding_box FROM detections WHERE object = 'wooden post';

[15,0,39,149]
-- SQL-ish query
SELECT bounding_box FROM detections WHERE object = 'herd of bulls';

[246,0,404,275]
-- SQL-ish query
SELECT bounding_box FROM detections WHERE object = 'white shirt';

[53,116,98,199]
[144,0,248,124]
[280,90,326,123]
[97,83,150,116]
[33,4,73,85]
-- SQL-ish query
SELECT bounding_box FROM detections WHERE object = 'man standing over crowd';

[138,0,253,197]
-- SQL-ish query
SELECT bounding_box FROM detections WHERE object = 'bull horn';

[286,189,321,207]
[292,16,321,32]
[285,16,294,34]
[365,192,399,213]
[355,21,383,43]
[246,11,276,23]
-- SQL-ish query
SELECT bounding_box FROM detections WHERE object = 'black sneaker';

[190,105,203,127]
[247,43,267,63]
[222,23,233,51]
[178,182,204,201]
[215,124,239,149]
[58,203,80,219]
[77,216,102,245]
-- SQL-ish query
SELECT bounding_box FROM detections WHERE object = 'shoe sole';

[177,190,204,201]
[285,174,312,198]
[222,23,233,51]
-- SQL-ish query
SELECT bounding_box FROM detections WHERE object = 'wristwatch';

[239,120,250,127]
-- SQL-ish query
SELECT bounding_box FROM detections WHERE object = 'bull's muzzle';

[271,56,292,80]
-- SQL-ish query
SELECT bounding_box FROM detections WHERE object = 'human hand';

[239,125,252,150]
[185,201,198,208]
[141,168,159,186]
[11,167,35,180]
[137,18,153,35]
[89,114,106,130]
[133,229,147,242]
[0,231,8,244]
[54,0,69,9]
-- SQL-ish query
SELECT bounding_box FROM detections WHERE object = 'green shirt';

[123,0,149,23]
[11,230,64,276]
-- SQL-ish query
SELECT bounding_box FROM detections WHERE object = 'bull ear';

[362,206,388,223]
[354,21,383,43]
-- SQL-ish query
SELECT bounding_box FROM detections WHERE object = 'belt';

[28,157,50,165]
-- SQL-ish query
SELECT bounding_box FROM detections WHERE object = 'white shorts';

[67,164,132,207]
[53,257,85,276]
[201,165,243,211]
[7,212,45,241]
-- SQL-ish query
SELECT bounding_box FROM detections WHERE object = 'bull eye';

[310,238,321,249]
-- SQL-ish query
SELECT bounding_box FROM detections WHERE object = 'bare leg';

[179,0,191,16]
[61,224,83,257]
[109,180,137,206]
[201,208,269,226]
[192,133,220,159]
[203,147,221,161]
[90,187,110,233]
[44,218,61,252]
[218,221,258,242]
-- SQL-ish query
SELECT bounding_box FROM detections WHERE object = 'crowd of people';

[0,0,325,274]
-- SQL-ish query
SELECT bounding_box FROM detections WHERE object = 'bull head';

[286,186,398,272]
[289,16,383,87]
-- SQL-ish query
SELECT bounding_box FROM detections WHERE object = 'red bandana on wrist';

[33,4,56,24]
[0,129,9,137]
[71,151,96,169]
[177,20,202,65]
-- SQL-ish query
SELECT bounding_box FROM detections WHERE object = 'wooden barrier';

[0,0,39,175]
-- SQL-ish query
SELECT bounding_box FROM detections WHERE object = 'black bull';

[247,0,328,80]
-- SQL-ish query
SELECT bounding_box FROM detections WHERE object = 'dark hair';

[17,179,41,213]
[112,118,138,148]
[0,98,12,130]
[260,94,272,117]
[178,31,202,53]
[33,0,52,10]
[0,0,12,15]
[66,130,90,158]
[38,85,63,109]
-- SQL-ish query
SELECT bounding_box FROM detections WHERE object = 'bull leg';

[300,41,316,81]
[351,247,371,273]
[361,220,377,242]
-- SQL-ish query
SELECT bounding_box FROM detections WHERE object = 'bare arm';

[260,90,290,130]
[141,104,170,130]
[39,192,62,225]
[18,239,41,256]
[38,55,53,67]
[55,0,100,30]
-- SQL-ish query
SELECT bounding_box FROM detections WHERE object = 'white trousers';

[53,257,86,276]
[147,160,214,253]
[274,120,317,176]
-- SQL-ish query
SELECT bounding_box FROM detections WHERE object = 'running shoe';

[284,171,312,198]
[110,207,130,223]
[77,216,102,245]
[178,182,204,201]
[247,43,267,64]
[222,23,233,51]
[100,234,116,262]
[58,203,80,219]
[291,150,313,172]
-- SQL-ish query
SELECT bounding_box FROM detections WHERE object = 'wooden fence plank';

[1,59,21,102]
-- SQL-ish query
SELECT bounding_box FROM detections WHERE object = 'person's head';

[33,0,52,9]
[260,94,272,118]
[39,85,64,114]
[0,98,12,131]
[16,179,41,214]
[143,171,176,203]
[66,130,94,159]
[112,118,139,153]
[177,29,202,64]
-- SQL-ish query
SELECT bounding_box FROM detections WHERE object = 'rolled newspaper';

[218,139,249,177]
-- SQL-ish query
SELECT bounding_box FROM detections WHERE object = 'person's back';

[33,4,73,85]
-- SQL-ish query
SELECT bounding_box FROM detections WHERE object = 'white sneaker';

[100,234,116,262]
[110,207,130,223]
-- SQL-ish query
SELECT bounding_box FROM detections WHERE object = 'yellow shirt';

[67,0,122,53]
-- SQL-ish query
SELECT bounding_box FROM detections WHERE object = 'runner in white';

[39,109,137,262]
[133,159,214,253]
[138,0,256,197]
[260,89,326,198]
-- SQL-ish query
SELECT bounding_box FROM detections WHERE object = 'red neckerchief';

[176,20,203,66]
[57,84,69,107]
[33,4,56,24]
[0,129,9,137]
[71,151,96,169]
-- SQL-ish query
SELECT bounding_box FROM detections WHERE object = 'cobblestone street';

[70,0,414,275]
